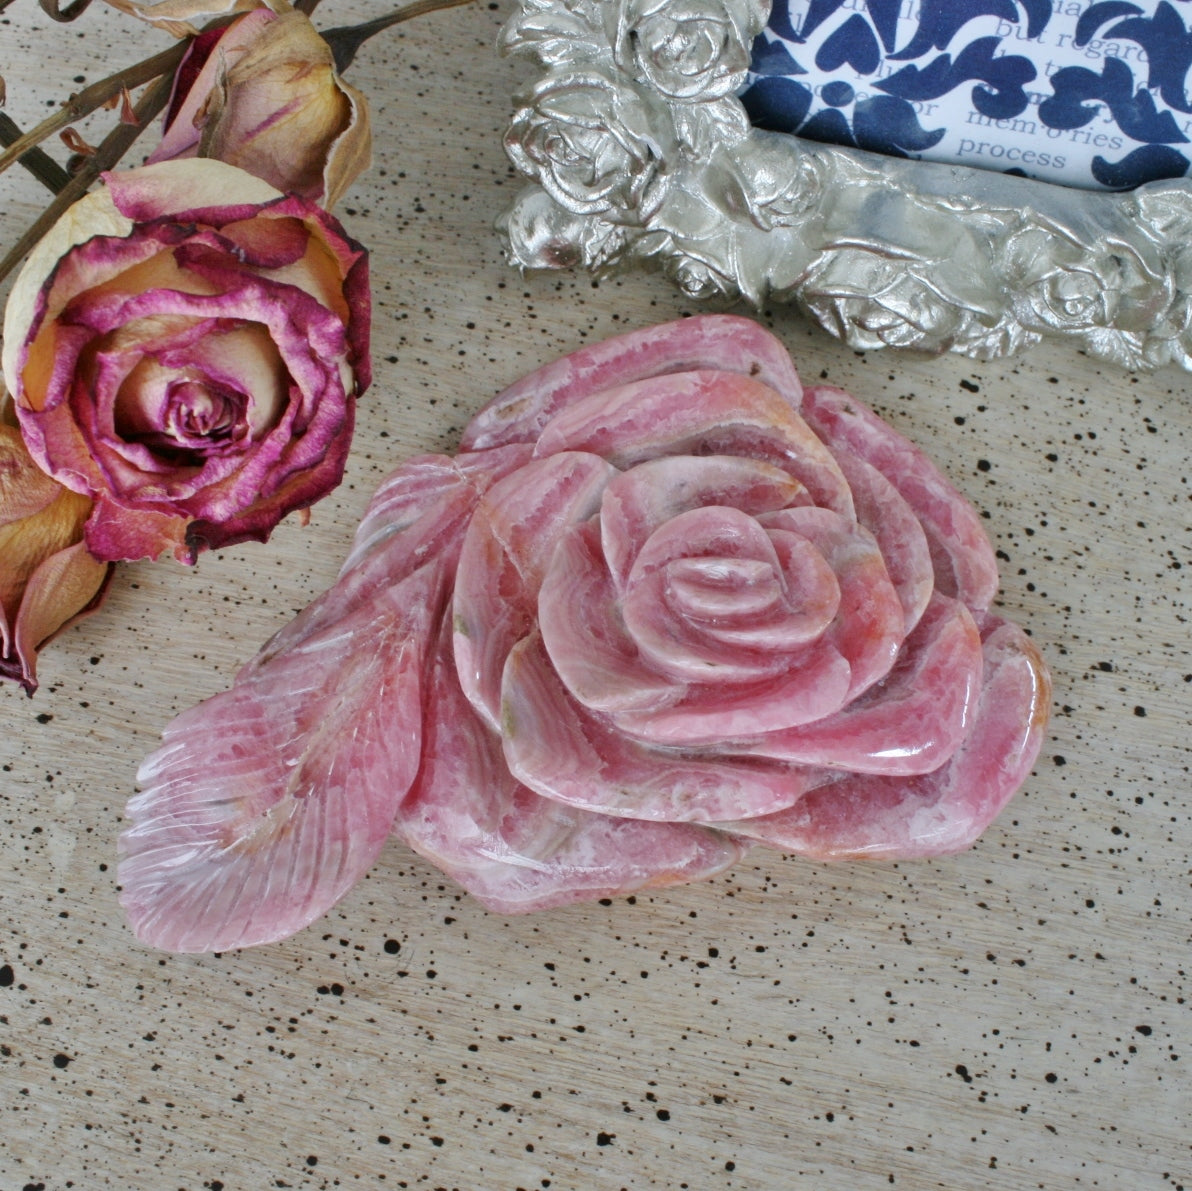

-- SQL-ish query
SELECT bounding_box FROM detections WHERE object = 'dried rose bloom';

[120,316,1050,953]
[2,159,370,563]
[149,7,371,209]
[0,393,111,695]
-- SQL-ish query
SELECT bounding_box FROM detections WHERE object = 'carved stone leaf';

[1149,330,1192,371]
[1081,327,1152,372]
[951,319,1040,363]
[577,216,633,272]
[671,98,752,159]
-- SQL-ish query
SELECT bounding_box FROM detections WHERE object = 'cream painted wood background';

[1,3,1188,1188]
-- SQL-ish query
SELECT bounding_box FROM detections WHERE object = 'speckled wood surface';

[0,2,1188,1188]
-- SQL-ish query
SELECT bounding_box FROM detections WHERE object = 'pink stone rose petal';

[343,445,535,574]
[534,369,854,516]
[721,620,1051,859]
[757,506,904,700]
[619,507,839,682]
[462,313,804,451]
[394,621,746,912]
[539,499,857,742]
[829,448,934,634]
[599,453,810,591]
[603,507,903,747]
[246,444,532,676]
[608,648,853,747]
[502,631,832,823]
[537,520,679,714]
[724,594,983,776]
[453,451,617,730]
[802,385,999,612]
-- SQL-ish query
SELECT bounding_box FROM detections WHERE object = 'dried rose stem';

[0,42,186,184]
[0,112,72,193]
[0,67,175,288]
[322,0,477,72]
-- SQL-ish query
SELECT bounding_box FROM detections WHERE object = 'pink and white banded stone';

[120,315,1051,951]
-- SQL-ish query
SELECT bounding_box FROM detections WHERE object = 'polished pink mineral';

[120,315,1051,952]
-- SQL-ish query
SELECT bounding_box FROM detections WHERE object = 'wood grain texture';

[0,3,1188,1188]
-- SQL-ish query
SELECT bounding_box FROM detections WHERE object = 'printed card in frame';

[497,0,1192,372]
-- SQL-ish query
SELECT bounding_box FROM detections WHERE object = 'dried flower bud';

[149,7,371,208]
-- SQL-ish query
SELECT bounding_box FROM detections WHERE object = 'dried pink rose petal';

[120,316,1050,952]
[2,159,370,562]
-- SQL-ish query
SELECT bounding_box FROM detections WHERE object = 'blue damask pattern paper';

[742,0,1192,188]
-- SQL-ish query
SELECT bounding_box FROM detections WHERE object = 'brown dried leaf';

[60,127,98,156]
[195,10,371,206]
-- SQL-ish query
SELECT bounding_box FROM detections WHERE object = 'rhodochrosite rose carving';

[2,159,369,562]
[120,316,1049,952]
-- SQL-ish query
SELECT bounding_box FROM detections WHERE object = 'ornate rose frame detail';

[498,0,1192,371]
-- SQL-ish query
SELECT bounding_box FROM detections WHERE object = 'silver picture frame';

[498,0,1192,371]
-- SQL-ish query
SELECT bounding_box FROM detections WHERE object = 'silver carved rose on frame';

[498,0,1192,371]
